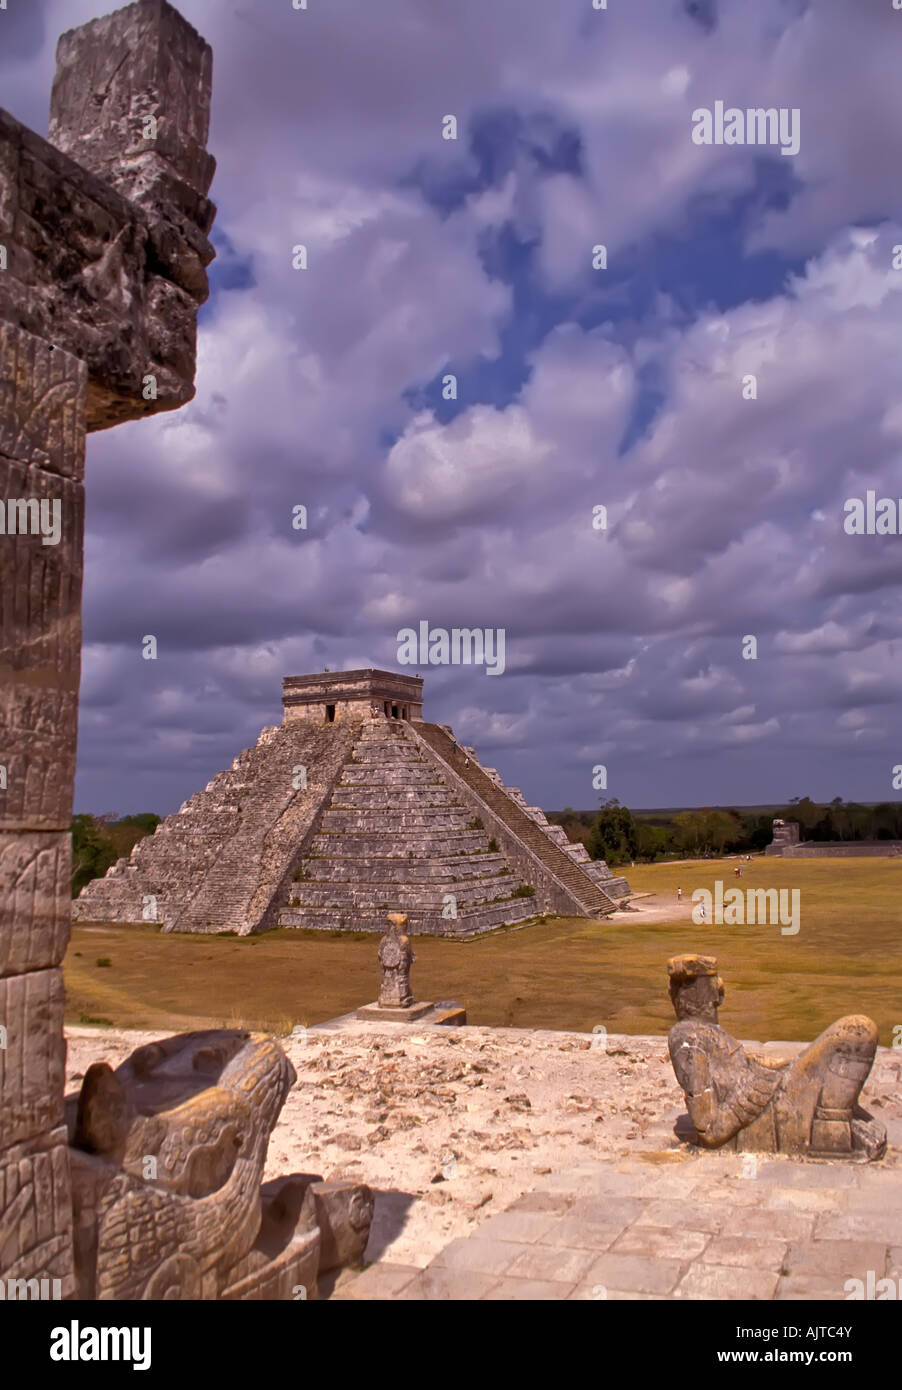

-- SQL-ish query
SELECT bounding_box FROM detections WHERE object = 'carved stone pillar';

[0,0,216,1295]
[0,324,86,1295]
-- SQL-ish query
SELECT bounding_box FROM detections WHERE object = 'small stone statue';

[378,913,415,1008]
[667,954,886,1161]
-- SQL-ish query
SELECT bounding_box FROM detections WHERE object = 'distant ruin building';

[765,818,902,859]
[765,819,801,855]
[74,669,631,935]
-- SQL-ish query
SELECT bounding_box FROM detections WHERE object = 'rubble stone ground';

[65,1022,902,1301]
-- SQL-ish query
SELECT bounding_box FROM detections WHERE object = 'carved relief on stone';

[66,1029,373,1299]
[1,0,222,1300]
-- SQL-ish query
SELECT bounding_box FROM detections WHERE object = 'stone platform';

[356,1001,436,1024]
[64,1023,899,1302]
[334,1150,902,1301]
[309,1024,900,1302]
[355,1001,466,1026]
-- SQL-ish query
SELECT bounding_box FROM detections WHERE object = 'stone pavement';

[332,1148,902,1301]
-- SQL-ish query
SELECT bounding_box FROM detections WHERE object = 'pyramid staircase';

[278,719,542,936]
[414,723,629,912]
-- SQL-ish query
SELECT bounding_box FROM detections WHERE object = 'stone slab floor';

[332,1150,902,1301]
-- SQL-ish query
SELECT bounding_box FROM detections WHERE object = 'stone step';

[308,830,490,857]
[337,766,442,786]
[278,900,538,936]
[286,879,524,909]
[294,853,511,884]
[329,785,459,808]
[347,746,422,764]
[414,723,620,916]
[586,871,631,898]
[319,809,476,832]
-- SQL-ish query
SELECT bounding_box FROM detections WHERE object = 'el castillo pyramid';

[74,669,631,936]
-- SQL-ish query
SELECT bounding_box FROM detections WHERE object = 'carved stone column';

[0,326,86,1294]
[0,0,216,1294]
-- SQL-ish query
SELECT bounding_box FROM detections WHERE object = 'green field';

[65,857,902,1045]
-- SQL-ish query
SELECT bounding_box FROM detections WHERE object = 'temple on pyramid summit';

[74,670,631,936]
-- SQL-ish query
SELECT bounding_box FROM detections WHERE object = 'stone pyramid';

[74,670,631,936]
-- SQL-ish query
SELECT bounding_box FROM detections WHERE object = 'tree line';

[70,813,161,896]
[70,793,902,894]
[548,796,902,866]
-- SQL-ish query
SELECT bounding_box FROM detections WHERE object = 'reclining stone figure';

[667,954,886,1161]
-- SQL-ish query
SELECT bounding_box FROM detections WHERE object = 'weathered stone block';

[50,0,215,196]
[0,832,71,975]
[310,1180,375,1272]
[145,274,200,382]
[505,1243,598,1284]
[0,968,66,1148]
[0,326,86,478]
[124,155,217,234]
[0,131,17,238]
[430,1003,467,1026]
[356,1001,435,1023]
[674,1263,779,1300]
[584,1251,684,1295]
[0,110,214,432]
[0,1128,74,1294]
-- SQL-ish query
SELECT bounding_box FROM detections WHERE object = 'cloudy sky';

[6,0,902,815]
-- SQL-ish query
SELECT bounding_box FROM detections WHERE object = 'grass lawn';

[64,856,902,1044]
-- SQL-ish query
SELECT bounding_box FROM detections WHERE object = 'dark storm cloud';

[5,0,899,813]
